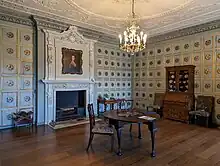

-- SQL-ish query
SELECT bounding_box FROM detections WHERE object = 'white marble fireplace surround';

[42,26,97,125]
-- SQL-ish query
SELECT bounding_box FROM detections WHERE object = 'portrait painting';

[61,47,83,75]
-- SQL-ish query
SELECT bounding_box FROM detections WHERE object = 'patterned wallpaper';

[0,23,34,128]
[133,29,220,124]
[94,42,133,110]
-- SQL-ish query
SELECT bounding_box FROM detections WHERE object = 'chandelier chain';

[132,0,135,18]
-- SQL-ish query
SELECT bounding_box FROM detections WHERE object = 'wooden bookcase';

[163,65,195,123]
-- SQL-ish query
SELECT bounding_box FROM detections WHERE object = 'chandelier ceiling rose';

[118,0,147,54]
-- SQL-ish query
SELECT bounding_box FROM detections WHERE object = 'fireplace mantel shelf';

[41,79,97,84]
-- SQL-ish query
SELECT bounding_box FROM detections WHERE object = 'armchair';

[189,95,214,127]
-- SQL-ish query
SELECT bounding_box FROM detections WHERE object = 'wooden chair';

[189,95,214,127]
[86,104,114,151]
[147,93,165,117]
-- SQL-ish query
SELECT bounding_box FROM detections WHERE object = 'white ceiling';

[66,0,193,20]
[2,0,220,37]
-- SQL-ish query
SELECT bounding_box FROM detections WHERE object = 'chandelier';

[118,0,147,54]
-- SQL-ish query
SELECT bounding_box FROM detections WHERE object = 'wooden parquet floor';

[1,120,220,166]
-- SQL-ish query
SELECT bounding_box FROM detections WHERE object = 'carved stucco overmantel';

[43,25,93,45]
[59,26,87,44]
[43,26,97,81]
[41,26,97,124]
[52,83,89,90]
[88,39,97,81]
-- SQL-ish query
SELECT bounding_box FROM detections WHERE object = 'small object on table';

[138,116,156,121]
[117,112,139,117]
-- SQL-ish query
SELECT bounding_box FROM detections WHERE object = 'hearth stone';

[48,118,102,130]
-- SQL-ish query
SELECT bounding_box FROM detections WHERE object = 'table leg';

[104,104,107,112]
[138,123,142,139]
[119,102,122,109]
[116,126,122,156]
[109,119,123,156]
[97,101,100,118]
[148,121,157,157]
[206,116,209,128]
[111,103,114,110]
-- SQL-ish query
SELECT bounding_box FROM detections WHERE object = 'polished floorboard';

[1,120,220,166]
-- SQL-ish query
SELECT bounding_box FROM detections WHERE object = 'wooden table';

[103,110,158,157]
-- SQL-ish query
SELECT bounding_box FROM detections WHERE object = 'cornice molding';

[0,7,220,45]
[35,15,118,45]
[0,11,32,26]
[0,8,118,45]
[149,19,220,43]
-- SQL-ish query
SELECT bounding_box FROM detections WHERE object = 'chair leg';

[206,117,209,128]
[86,133,94,151]
[129,124,133,138]
[129,124,132,132]
[111,134,114,152]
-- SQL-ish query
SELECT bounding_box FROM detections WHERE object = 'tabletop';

[103,110,159,124]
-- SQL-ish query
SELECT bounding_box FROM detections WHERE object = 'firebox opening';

[56,90,86,122]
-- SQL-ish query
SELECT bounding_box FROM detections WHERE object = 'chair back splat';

[87,104,95,130]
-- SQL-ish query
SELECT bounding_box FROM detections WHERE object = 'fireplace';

[56,90,86,122]
[42,26,96,128]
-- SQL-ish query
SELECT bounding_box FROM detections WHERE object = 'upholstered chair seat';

[92,124,114,134]
[189,110,210,117]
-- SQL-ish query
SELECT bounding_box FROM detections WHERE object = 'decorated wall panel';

[0,23,34,128]
[133,29,220,124]
[94,43,132,110]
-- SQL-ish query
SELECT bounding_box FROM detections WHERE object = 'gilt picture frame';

[61,47,83,75]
